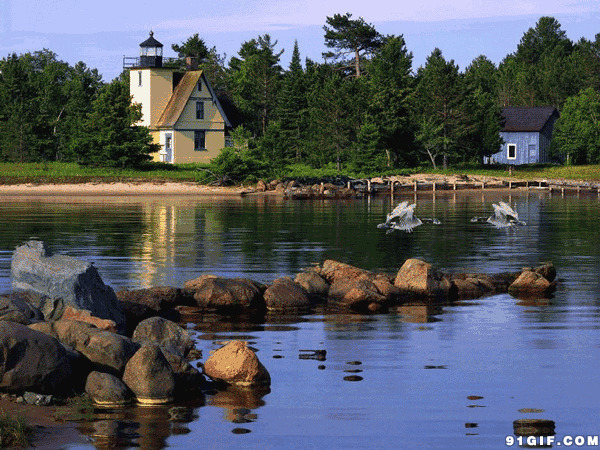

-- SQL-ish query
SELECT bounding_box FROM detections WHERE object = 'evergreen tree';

[323,12,383,78]
[171,33,210,61]
[72,73,158,167]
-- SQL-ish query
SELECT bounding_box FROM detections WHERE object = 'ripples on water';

[1,191,599,448]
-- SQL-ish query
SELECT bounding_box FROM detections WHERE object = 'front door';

[165,134,173,163]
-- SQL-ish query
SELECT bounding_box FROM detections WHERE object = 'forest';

[0,15,599,177]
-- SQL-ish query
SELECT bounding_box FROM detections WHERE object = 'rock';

[328,278,387,311]
[533,262,556,282]
[9,291,65,321]
[10,240,126,333]
[61,305,118,332]
[203,340,270,387]
[0,322,72,394]
[41,319,139,375]
[182,274,218,291]
[132,317,194,359]
[508,270,556,298]
[263,277,312,311]
[0,294,42,324]
[115,286,193,315]
[85,371,132,406]
[122,345,176,405]
[162,349,205,393]
[189,277,265,311]
[513,418,556,436]
[294,271,329,298]
[23,391,53,406]
[394,259,454,300]
[318,260,372,284]
[256,180,267,192]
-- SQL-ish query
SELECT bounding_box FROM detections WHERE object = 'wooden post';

[433,182,436,192]
[453,182,457,190]
[367,179,371,193]
[509,181,512,190]
[414,181,418,192]
[481,181,485,190]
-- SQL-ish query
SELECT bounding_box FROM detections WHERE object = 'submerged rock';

[508,268,556,298]
[203,340,271,387]
[187,277,265,311]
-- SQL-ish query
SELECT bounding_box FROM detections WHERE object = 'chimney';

[185,57,198,71]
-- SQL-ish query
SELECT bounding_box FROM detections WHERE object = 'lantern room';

[139,31,163,68]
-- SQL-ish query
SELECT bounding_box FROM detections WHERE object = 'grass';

[0,410,32,447]
[1,162,599,185]
[53,395,96,423]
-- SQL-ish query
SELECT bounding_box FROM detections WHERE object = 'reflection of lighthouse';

[0,0,11,34]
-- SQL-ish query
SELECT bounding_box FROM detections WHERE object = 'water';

[1,190,599,449]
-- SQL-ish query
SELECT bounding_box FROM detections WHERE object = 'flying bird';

[471,201,526,228]
[378,200,441,233]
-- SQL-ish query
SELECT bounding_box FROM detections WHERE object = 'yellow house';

[126,32,232,164]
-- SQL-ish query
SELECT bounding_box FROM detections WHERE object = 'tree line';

[1,15,599,173]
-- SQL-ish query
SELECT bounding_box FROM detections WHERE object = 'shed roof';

[501,106,558,132]
[156,70,232,129]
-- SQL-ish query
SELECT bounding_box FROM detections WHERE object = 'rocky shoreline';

[0,239,557,444]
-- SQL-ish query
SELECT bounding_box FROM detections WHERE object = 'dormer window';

[197,80,202,92]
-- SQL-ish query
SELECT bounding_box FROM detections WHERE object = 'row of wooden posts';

[347,179,600,195]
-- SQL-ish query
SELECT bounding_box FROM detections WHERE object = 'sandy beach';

[0,181,249,197]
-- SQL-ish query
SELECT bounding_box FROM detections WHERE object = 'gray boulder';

[0,322,72,394]
[85,371,132,406]
[132,317,194,359]
[10,240,125,333]
[122,345,176,405]
[294,271,329,299]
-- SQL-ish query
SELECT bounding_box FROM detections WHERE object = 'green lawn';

[0,162,599,185]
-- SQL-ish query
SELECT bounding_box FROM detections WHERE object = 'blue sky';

[0,0,598,82]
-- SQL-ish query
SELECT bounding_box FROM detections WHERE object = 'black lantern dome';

[139,31,163,68]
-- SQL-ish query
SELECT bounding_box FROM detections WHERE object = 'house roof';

[156,70,232,129]
[501,106,559,132]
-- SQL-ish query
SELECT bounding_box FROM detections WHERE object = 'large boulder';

[31,319,139,375]
[10,240,126,333]
[263,277,312,311]
[318,260,372,284]
[132,317,194,359]
[394,258,454,300]
[203,340,270,387]
[0,294,42,324]
[85,371,132,406]
[187,277,265,311]
[161,349,205,393]
[122,345,176,405]
[328,278,387,311]
[0,322,72,394]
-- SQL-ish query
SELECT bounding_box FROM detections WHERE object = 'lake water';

[1,190,599,449]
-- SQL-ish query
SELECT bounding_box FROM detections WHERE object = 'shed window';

[194,131,206,151]
[507,144,516,160]
[196,101,204,120]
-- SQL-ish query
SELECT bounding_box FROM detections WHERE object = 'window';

[196,101,204,120]
[194,131,206,151]
[138,71,142,87]
[507,144,516,160]
[197,80,202,92]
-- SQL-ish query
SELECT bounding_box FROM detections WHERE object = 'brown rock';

[122,345,175,405]
[328,278,387,311]
[190,277,265,311]
[116,286,193,313]
[263,277,311,311]
[61,305,117,332]
[256,180,267,192]
[533,262,556,282]
[394,259,453,299]
[319,260,372,284]
[132,317,194,358]
[508,270,556,298]
[203,340,270,387]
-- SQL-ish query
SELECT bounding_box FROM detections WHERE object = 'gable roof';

[156,70,232,129]
[501,106,559,132]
